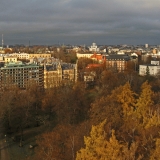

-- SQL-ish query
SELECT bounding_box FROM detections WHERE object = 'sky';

[1,0,160,46]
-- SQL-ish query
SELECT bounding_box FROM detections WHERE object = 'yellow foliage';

[150,138,160,160]
[117,82,136,118]
[136,81,154,119]
[76,120,142,160]
[144,110,160,129]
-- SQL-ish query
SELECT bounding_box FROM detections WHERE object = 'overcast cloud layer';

[1,0,160,45]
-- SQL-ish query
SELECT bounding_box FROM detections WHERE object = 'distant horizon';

[1,41,160,47]
[1,35,160,47]
[1,0,160,47]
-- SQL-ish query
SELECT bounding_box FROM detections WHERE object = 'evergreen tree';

[76,120,142,160]
[146,65,150,76]
[150,138,160,160]
[135,81,154,127]
[117,82,137,118]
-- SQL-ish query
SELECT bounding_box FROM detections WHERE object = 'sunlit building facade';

[0,61,44,91]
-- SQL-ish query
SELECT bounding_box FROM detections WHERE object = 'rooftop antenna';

[2,34,4,49]
[28,40,30,53]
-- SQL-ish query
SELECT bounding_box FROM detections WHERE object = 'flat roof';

[1,62,41,69]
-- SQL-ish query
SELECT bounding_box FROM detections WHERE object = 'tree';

[90,90,122,129]
[126,60,136,72]
[76,120,142,160]
[0,90,16,132]
[146,65,150,76]
[135,81,154,127]
[76,120,108,160]
[150,138,160,160]
[98,70,118,95]
[33,130,65,160]
[47,82,91,125]
[41,88,58,122]
[27,84,43,127]
[33,123,92,160]
[117,82,137,118]
[90,82,137,129]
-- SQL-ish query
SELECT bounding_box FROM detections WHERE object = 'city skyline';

[1,0,160,45]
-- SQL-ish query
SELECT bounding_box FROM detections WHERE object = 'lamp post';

[5,134,7,142]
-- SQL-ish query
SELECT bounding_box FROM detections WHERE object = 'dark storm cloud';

[1,0,160,45]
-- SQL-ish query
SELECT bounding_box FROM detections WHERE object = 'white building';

[111,48,119,52]
[117,51,125,55]
[145,44,149,48]
[10,53,30,59]
[151,60,160,66]
[89,43,99,52]
[139,65,160,76]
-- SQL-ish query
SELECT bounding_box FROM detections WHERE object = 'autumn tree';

[55,82,91,124]
[90,87,123,129]
[41,88,58,122]
[117,82,137,118]
[135,81,154,128]
[33,122,92,160]
[0,90,17,132]
[76,120,142,160]
[98,70,118,95]
[26,84,43,127]
[126,60,136,72]
[33,129,66,160]
[150,138,160,160]
[90,82,137,129]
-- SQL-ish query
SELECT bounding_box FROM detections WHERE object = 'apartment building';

[10,53,51,60]
[44,62,77,89]
[10,53,30,59]
[29,53,51,59]
[0,55,77,90]
[105,54,131,72]
[0,61,44,90]
[44,63,62,88]
[139,65,160,76]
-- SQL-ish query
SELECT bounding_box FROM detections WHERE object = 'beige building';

[10,53,29,59]
[29,53,51,59]
[44,62,77,89]
[0,47,5,53]
[10,53,51,59]
[4,56,18,63]
[153,48,157,54]
[76,53,101,59]
[44,63,62,88]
